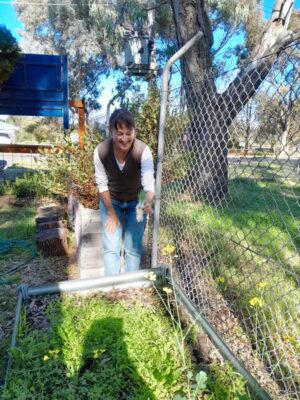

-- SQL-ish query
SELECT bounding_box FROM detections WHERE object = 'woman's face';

[112,123,135,153]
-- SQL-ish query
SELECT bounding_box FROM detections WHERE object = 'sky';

[0,0,299,114]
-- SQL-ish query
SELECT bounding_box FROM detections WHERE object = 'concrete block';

[80,232,102,247]
[80,267,104,280]
[79,247,103,260]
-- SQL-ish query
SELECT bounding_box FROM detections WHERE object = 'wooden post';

[69,100,85,148]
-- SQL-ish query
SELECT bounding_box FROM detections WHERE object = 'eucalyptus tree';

[15,1,120,111]
[256,66,300,154]
[15,0,300,199]
[0,24,20,86]
[169,0,300,200]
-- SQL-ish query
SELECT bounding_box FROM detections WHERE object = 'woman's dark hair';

[109,109,135,132]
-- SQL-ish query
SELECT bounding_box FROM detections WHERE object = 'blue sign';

[0,54,69,129]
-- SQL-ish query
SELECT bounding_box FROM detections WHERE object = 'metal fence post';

[151,31,204,269]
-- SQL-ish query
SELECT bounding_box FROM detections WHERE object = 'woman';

[93,109,155,276]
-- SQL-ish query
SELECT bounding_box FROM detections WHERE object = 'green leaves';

[0,24,21,86]
[195,370,208,390]
[174,370,208,399]
[4,292,192,399]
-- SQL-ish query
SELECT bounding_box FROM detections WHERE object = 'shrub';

[40,128,102,208]
[13,173,48,198]
[128,86,159,157]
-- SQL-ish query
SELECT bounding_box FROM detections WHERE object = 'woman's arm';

[94,148,118,233]
[141,146,155,214]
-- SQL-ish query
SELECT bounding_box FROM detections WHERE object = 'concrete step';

[80,257,104,270]
[80,267,104,279]
[81,220,102,235]
[80,232,102,247]
[79,247,103,260]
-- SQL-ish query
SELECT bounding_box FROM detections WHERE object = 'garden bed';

[3,287,251,400]
[0,195,78,390]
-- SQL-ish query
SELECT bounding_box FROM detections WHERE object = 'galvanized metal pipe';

[172,280,273,400]
[151,31,203,269]
[25,268,162,297]
[4,288,23,391]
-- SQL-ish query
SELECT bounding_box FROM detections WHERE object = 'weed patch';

[3,290,250,400]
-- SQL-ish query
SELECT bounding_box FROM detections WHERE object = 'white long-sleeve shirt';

[93,145,155,194]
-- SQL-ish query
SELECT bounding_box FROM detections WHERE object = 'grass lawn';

[3,290,250,400]
[0,199,37,385]
[159,159,300,397]
[0,197,74,392]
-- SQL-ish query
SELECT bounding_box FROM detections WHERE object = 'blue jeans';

[100,199,147,276]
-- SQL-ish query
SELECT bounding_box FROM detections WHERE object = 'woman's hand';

[144,191,154,214]
[106,212,119,233]
[143,200,153,215]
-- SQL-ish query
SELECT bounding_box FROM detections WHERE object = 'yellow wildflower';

[162,245,176,256]
[146,272,157,281]
[249,297,264,308]
[43,355,49,361]
[257,281,268,290]
[48,349,59,355]
[216,276,225,284]
[162,287,172,294]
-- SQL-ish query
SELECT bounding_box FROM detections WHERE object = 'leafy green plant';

[12,173,48,199]
[40,128,102,208]
[174,371,208,400]
[129,86,159,156]
[147,246,251,400]
[0,25,20,86]
[4,291,192,399]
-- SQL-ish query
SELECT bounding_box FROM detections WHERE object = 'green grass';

[159,160,300,395]
[0,203,36,241]
[0,173,49,199]
[0,202,37,385]
[3,292,250,400]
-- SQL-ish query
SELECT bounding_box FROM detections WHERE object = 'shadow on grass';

[78,318,155,400]
[162,175,300,278]
[4,300,155,400]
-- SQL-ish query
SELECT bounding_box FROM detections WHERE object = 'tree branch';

[220,0,300,124]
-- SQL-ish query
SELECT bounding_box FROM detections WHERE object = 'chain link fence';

[0,145,49,182]
[157,44,300,399]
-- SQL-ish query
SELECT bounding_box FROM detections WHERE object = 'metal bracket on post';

[151,31,204,269]
[69,100,85,148]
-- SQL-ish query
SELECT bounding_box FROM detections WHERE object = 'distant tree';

[229,99,258,151]
[256,67,300,154]
[0,24,20,86]
[170,0,300,200]
[10,116,63,144]
[15,2,112,111]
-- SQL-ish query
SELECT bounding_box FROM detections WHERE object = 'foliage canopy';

[0,24,20,86]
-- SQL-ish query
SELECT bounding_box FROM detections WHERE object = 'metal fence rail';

[157,44,300,399]
[0,144,50,181]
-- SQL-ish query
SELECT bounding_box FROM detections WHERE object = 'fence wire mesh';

[157,44,300,399]
[0,147,48,182]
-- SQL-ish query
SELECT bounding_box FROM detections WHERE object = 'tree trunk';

[245,125,251,153]
[170,0,299,202]
[279,114,290,156]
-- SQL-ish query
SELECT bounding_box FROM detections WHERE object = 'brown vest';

[97,138,146,201]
